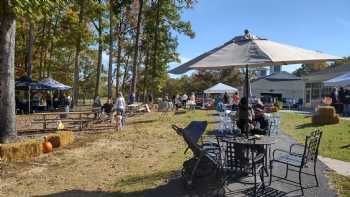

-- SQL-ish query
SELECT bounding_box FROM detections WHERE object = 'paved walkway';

[319,156,350,176]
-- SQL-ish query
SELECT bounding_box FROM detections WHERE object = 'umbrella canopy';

[204,83,238,94]
[169,30,341,74]
[324,72,350,87]
[169,30,341,135]
[37,77,71,91]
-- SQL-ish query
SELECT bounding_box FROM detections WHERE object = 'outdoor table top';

[127,103,141,107]
[222,135,276,145]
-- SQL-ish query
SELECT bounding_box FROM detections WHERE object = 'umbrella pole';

[245,65,249,137]
[28,86,31,113]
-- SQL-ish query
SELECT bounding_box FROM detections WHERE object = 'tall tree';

[107,0,114,98]
[130,0,143,100]
[26,20,34,78]
[73,0,85,106]
[0,0,17,143]
[94,0,103,98]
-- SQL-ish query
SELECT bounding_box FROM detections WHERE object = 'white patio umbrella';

[169,30,341,134]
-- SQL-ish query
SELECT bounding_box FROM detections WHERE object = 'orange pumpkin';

[42,136,53,153]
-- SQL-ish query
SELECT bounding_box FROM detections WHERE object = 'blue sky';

[168,0,350,75]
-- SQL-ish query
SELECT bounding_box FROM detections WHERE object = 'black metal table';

[221,135,276,175]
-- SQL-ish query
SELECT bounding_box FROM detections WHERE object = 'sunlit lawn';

[280,112,350,162]
[110,109,214,195]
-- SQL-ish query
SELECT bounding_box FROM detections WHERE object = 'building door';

[305,88,311,105]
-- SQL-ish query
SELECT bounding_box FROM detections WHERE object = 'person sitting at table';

[252,108,269,135]
[92,96,102,119]
[236,97,254,135]
[101,98,114,119]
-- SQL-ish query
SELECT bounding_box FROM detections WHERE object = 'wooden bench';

[33,111,96,130]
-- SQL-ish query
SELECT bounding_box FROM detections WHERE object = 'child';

[115,111,123,131]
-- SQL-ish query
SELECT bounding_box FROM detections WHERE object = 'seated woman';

[252,101,269,135]
[236,97,254,135]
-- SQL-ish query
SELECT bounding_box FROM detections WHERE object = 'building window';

[311,83,321,99]
[322,86,333,97]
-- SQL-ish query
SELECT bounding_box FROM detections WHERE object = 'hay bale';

[318,106,336,116]
[46,131,75,148]
[0,139,42,162]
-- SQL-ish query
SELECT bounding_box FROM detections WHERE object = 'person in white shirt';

[182,93,188,107]
[115,92,126,126]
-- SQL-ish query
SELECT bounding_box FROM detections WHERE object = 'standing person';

[330,88,337,105]
[344,89,350,117]
[338,87,346,115]
[189,92,196,110]
[232,92,240,111]
[115,92,126,126]
[175,94,181,112]
[129,93,135,104]
[182,93,188,107]
[223,92,229,104]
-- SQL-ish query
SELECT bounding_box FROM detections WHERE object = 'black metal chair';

[228,138,266,196]
[269,130,322,196]
[172,122,223,189]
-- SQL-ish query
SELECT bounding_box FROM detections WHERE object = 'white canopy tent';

[204,83,238,94]
[324,72,350,87]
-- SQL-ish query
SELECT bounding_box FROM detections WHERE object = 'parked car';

[195,93,213,108]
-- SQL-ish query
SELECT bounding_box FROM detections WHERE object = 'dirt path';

[0,112,190,197]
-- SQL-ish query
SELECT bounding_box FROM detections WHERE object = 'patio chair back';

[301,130,322,167]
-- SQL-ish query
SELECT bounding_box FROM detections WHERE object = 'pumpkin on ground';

[42,136,53,153]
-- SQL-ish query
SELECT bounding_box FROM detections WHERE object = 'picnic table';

[33,111,96,130]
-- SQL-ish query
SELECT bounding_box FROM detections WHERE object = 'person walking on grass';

[115,92,126,127]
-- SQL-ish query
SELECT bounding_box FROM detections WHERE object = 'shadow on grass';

[295,123,325,129]
[34,171,225,197]
[174,111,187,115]
[128,119,158,124]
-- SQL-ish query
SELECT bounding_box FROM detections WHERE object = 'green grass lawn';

[329,172,350,197]
[280,112,350,162]
[110,109,215,195]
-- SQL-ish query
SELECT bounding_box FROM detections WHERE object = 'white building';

[251,72,305,104]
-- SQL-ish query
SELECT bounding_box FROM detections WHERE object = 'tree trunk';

[72,0,85,107]
[94,0,102,98]
[39,16,47,79]
[130,0,143,100]
[107,0,114,98]
[115,10,124,97]
[121,56,130,92]
[47,16,59,77]
[26,20,34,79]
[0,0,17,143]
[151,0,161,100]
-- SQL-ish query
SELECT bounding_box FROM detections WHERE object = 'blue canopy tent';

[15,76,50,113]
[37,77,71,90]
[37,77,71,110]
[324,72,350,87]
